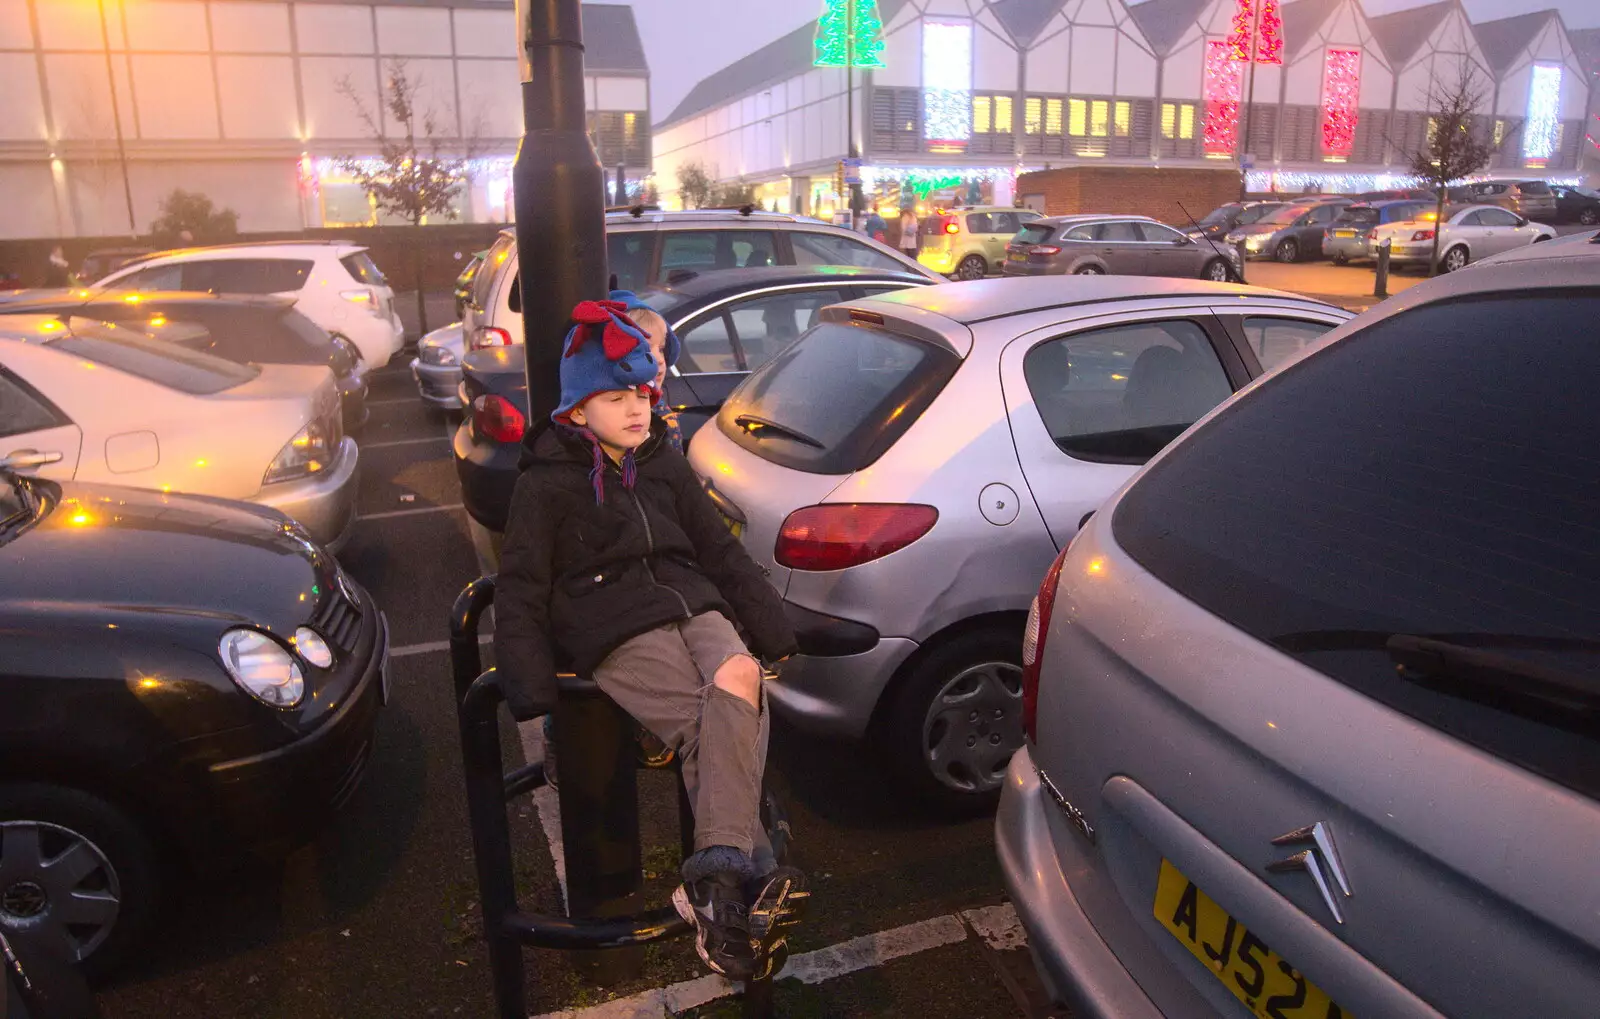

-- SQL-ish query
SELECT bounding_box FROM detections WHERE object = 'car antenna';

[1176,200,1233,277]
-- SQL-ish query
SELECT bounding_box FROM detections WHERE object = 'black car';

[0,292,369,432]
[1550,185,1600,226]
[0,471,387,975]
[453,265,931,532]
[1184,201,1287,241]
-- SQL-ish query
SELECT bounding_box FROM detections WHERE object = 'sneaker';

[672,872,758,980]
[751,937,790,982]
[541,715,558,791]
[746,865,810,944]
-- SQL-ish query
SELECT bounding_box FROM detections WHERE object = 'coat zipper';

[626,487,692,620]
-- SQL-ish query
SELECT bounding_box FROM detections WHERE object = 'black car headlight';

[219,629,305,706]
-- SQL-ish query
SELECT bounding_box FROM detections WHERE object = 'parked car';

[1225,198,1352,262]
[0,469,387,975]
[462,210,932,352]
[411,321,466,411]
[1003,215,1236,281]
[0,291,369,432]
[76,248,154,284]
[454,250,487,319]
[455,265,931,532]
[1183,201,1286,242]
[916,206,1045,280]
[688,277,1349,809]
[1370,203,1554,273]
[0,315,358,547]
[1549,184,1600,225]
[1466,178,1558,221]
[92,242,405,369]
[998,247,1599,1019]
[1321,199,1433,264]
[1353,187,1436,202]
[1472,226,1600,266]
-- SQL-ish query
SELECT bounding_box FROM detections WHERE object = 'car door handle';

[1,449,64,470]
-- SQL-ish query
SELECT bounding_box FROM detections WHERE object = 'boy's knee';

[712,654,761,707]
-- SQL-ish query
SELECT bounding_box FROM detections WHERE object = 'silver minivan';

[689,277,1348,810]
[1000,250,1600,1016]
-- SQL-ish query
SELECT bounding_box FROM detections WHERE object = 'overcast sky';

[629,0,1598,122]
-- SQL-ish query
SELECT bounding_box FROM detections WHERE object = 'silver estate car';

[1003,216,1236,281]
[999,248,1600,1016]
[688,277,1349,810]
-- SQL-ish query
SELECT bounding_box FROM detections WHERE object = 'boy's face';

[647,333,668,392]
[570,387,653,451]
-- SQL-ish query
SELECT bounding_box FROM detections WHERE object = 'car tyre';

[1439,245,1469,273]
[0,783,162,981]
[1201,258,1232,282]
[881,629,1025,814]
[954,255,988,281]
[1579,208,1598,226]
[1275,238,1299,263]
[1331,253,1349,266]
[1073,265,1105,276]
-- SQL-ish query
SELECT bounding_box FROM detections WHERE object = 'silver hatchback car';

[688,277,1349,810]
[1000,251,1600,1015]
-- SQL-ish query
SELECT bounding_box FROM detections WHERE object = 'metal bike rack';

[449,576,778,1019]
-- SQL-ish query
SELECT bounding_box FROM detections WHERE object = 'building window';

[974,96,992,133]
[1089,99,1110,137]
[1067,99,1085,135]
[1046,98,1063,135]
[1114,101,1131,137]
[994,95,1013,133]
[1493,119,1506,146]
[1162,102,1196,140]
[1522,63,1562,166]
[1025,97,1043,135]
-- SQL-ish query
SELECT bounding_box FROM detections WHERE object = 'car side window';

[1095,222,1142,242]
[0,369,66,437]
[1480,208,1520,227]
[1022,319,1234,464]
[1139,223,1186,243]
[723,289,847,372]
[990,212,1021,234]
[1457,210,1484,226]
[658,231,778,280]
[607,232,656,292]
[790,231,907,271]
[1241,316,1337,372]
[106,264,182,291]
[1310,206,1338,224]
[677,314,740,374]
[1064,225,1096,241]
[966,213,994,234]
[184,259,311,294]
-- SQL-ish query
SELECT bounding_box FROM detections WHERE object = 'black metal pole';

[1237,1,1261,203]
[96,0,138,238]
[1374,238,1390,298]
[515,0,608,422]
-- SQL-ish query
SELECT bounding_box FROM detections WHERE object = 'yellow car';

[917,206,1043,280]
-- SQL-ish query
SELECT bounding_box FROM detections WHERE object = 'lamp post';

[1238,0,1262,202]
[96,0,138,236]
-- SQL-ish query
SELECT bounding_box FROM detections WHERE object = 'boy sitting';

[494,299,807,980]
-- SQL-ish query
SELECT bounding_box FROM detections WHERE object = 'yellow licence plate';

[1154,860,1351,1019]
[721,514,743,539]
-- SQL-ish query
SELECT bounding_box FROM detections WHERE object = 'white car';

[93,242,406,368]
[1370,203,1555,273]
[0,315,359,547]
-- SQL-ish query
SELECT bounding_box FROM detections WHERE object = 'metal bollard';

[1233,239,1248,284]
[1374,238,1391,298]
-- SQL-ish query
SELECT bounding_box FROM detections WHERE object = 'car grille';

[313,582,363,653]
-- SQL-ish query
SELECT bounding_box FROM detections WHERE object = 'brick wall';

[1016,166,1243,227]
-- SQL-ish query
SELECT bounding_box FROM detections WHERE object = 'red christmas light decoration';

[1204,40,1245,154]
[1224,0,1282,63]
[1320,48,1361,157]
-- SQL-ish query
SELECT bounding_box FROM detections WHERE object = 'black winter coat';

[493,417,798,721]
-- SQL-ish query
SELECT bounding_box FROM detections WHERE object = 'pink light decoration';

[1204,40,1245,153]
[1320,48,1361,157]
[1226,0,1254,60]
[1224,0,1283,63]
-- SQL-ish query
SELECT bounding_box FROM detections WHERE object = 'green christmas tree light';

[814,0,886,69]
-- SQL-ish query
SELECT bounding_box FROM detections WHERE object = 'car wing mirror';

[1174,236,1193,246]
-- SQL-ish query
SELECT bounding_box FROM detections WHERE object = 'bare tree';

[1399,63,1500,274]
[677,161,715,210]
[337,60,480,335]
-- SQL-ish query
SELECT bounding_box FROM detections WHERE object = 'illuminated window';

[1425,117,1438,145]
[1090,100,1109,137]
[1114,101,1131,137]
[1047,98,1064,135]
[1161,102,1177,138]
[624,112,637,145]
[974,96,992,133]
[1179,104,1195,139]
[1522,64,1562,163]
[1493,119,1505,146]
[994,95,1013,133]
[1066,99,1083,136]
[1025,97,1043,134]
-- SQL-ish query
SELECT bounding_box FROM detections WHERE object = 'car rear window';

[475,234,516,309]
[184,258,313,295]
[1017,223,1055,245]
[1113,291,1600,800]
[52,318,259,395]
[340,251,386,286]
[717,321,960,474]
[1334,208,1380,225]
[1517,181,1551,196]
[922,216,954,237]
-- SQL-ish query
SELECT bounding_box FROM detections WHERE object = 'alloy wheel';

[1441,246,1468,273]
[0,821,122,961]
[1580,208,1598,226]
[1204,259,1231,282]
[1075,265,1104,275]
[956,256,987,281]
[920,661,1024,794]
[1276,239,1299,263]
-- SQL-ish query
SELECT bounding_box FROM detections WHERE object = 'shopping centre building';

[651,0,1598,216]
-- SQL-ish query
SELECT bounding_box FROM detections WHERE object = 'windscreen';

[1016,223,1055,245]
[340,251,386,286]
[53,318,258,395]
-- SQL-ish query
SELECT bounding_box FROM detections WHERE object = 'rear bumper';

[1322,236,1373,260]
[765,617,916,740]
[411,357,463,409]
[1001,260,1068,276]
[252,436,360,550]
[997,746,1164,1019]
[453,417,518,533]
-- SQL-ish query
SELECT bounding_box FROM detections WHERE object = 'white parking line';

[361,436,449,450]
[386,634,491,659]
[357,503,464,521]
[529,906,1023,1019]
[366,396,421,406]
[516,719,569,911]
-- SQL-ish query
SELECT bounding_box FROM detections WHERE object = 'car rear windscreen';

[1334,208,1381,225]
[53,318,259,395]
[1016,223,1055,245]
[717,321,960,475]
[340,251,387,286]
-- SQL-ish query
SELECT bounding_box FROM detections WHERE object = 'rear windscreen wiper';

[733,414,824,449]
[1385,634,1600,718]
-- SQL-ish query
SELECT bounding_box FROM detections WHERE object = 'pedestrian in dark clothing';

[42,246,70,288]
[494,299,808,982]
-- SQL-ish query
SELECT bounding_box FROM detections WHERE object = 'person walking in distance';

[899,206,920,259]
[494,300,808,982]
[42,245,70,288]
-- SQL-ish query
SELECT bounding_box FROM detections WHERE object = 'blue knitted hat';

[608,289,681,368]
[551,299,659,424]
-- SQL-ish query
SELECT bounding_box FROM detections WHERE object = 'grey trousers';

[591,611,773,868]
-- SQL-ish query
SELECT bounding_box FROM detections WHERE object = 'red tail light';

[473,326,513,349]
[1021,543,1073,742]
[1028,245,1062,255]
[1411,229,1435,241]
[472,394,526,443]
[775,504,938,572]
[943,220,960,235]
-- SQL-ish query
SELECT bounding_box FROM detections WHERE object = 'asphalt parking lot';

[94,356,1049,1019]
